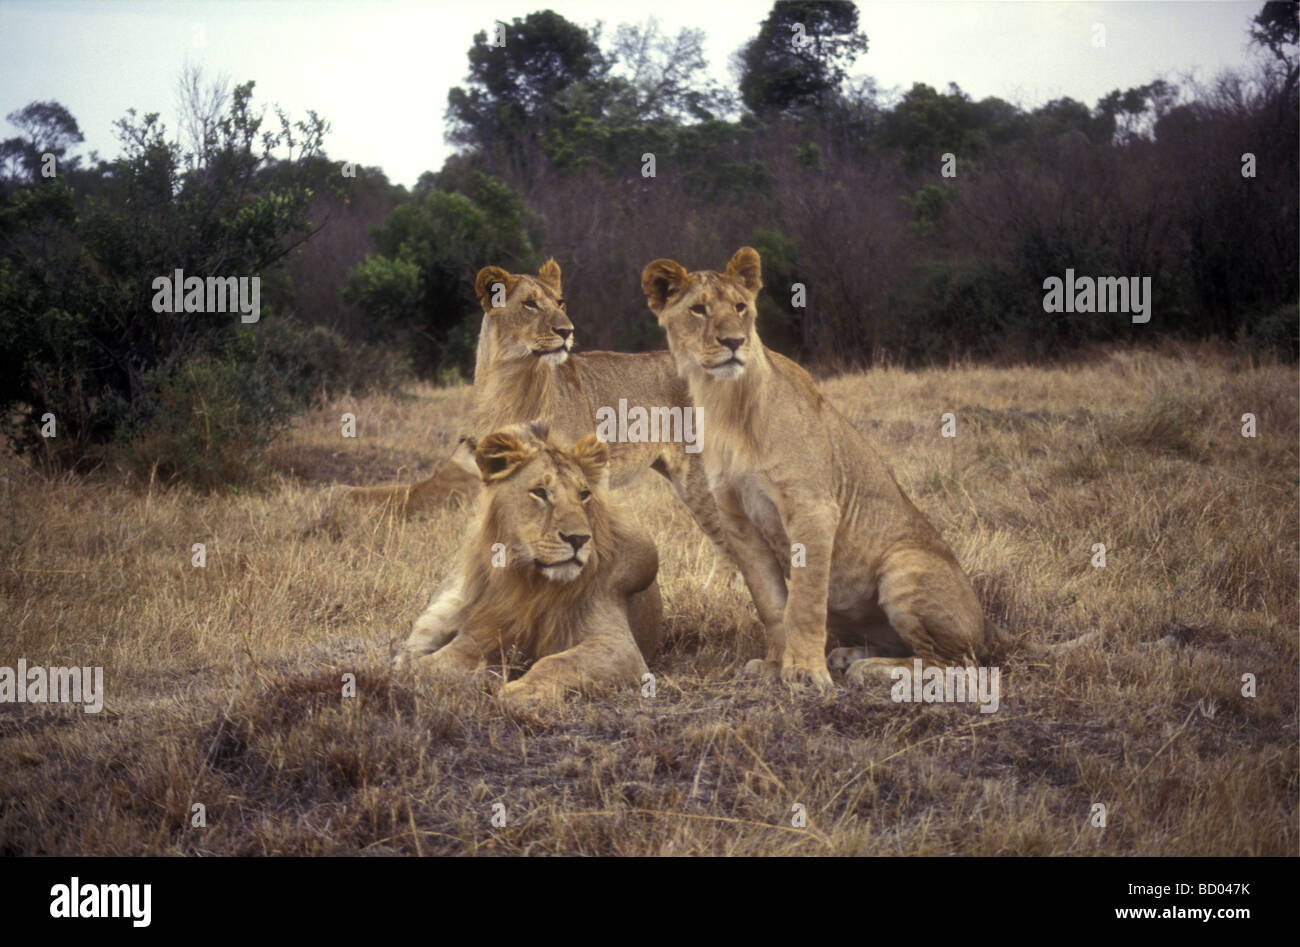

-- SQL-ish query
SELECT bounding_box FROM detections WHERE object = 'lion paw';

[826,647,868,671]
[740,658,781,680]
[781,663,833,691]
[845,658,897,689]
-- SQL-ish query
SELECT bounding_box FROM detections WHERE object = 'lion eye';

[523,299,540,311]
[690,304,707,317]
[530,487,548,501]
[557,298,566,308]
[734,302,746,314]
[578,489,592,502]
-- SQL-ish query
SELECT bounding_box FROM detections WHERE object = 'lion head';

[472,420,612,585]
[475,259,574,367]
[641,247,763,382]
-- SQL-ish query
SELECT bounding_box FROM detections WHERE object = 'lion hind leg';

[347,439,480,516]
[874,546,986,665]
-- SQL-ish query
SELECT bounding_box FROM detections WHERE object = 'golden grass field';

[1,343,1296,855]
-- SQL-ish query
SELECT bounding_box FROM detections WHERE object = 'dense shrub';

[342,172,539,374]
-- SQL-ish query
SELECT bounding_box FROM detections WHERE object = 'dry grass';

[1,344,1296,856]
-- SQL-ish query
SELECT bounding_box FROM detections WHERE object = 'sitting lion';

[345,259,730,576]
[642,248,1000,689]
[395,421,662,706]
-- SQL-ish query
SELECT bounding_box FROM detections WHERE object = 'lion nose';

[553,327,572,341]
[718,336,744,352]
[559,531,590,552]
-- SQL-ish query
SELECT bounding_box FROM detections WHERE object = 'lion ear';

[449,437,478,476]
[570,434,610,486]
[475,266,517,312]
[537,258,562,291]
[641,258,689,314]
[725,247,762,295]
[474,431,532,482]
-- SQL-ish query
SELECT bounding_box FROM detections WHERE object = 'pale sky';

[0,0,1271,188]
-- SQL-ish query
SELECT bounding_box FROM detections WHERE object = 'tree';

[1251,0,1299,114]
[1095,80,1179,142]
[0,101,84,182]
[0,82,332,470]
[604,18,728,123]
[446,10,606,158]
[1251,0,1299,63]
[175,64,231,170]
[342,173,538,373]
[1031,97,1113,144]
[878,83,1011,166]
[738,0,868,118]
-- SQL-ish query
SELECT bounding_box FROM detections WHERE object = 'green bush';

[749,227,803,356]
[0,84,333,478]
[883,261,1028,362]
[116,318,407,489]
[1238,301,1300,359]
[119,335,299,491]
[342,172,538,375]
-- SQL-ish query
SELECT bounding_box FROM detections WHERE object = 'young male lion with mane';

[395,421,662,707]
[642,248,1003,690]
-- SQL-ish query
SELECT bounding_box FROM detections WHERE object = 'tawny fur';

[345,260,730,573]
[643,248,998,690]
[395,422,663,706]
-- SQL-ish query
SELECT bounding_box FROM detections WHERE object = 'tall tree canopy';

[446,10,607,155]
[738,0,868,117]
[0,101,84,182]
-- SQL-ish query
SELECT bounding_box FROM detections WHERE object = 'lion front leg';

[502,605,648,708]
[776,499,837,690]
[415,629,489,678]
[712,485,788,679]
[673,451,738,582]
[394,581,464,670]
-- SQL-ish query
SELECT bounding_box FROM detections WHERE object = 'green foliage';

[342,173,537,373]
[904,183,951,233]
[749,228,803,355]
[446,10,607,157]
[883,261,1029,362]
[879,83,1025,168]
[0,83,333,479]
[739,1,868,117]
[796,140,824,170]
[118,318,406,489]
[1,100,84,184]
[1239,301,1300,358]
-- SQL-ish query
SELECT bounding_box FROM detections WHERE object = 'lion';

[348,259,731,573]
[395,421,662,706]
[642,247,1001,690]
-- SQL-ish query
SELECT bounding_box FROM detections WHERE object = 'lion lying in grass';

[395,421,662,707]
[643,248,1001,689]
